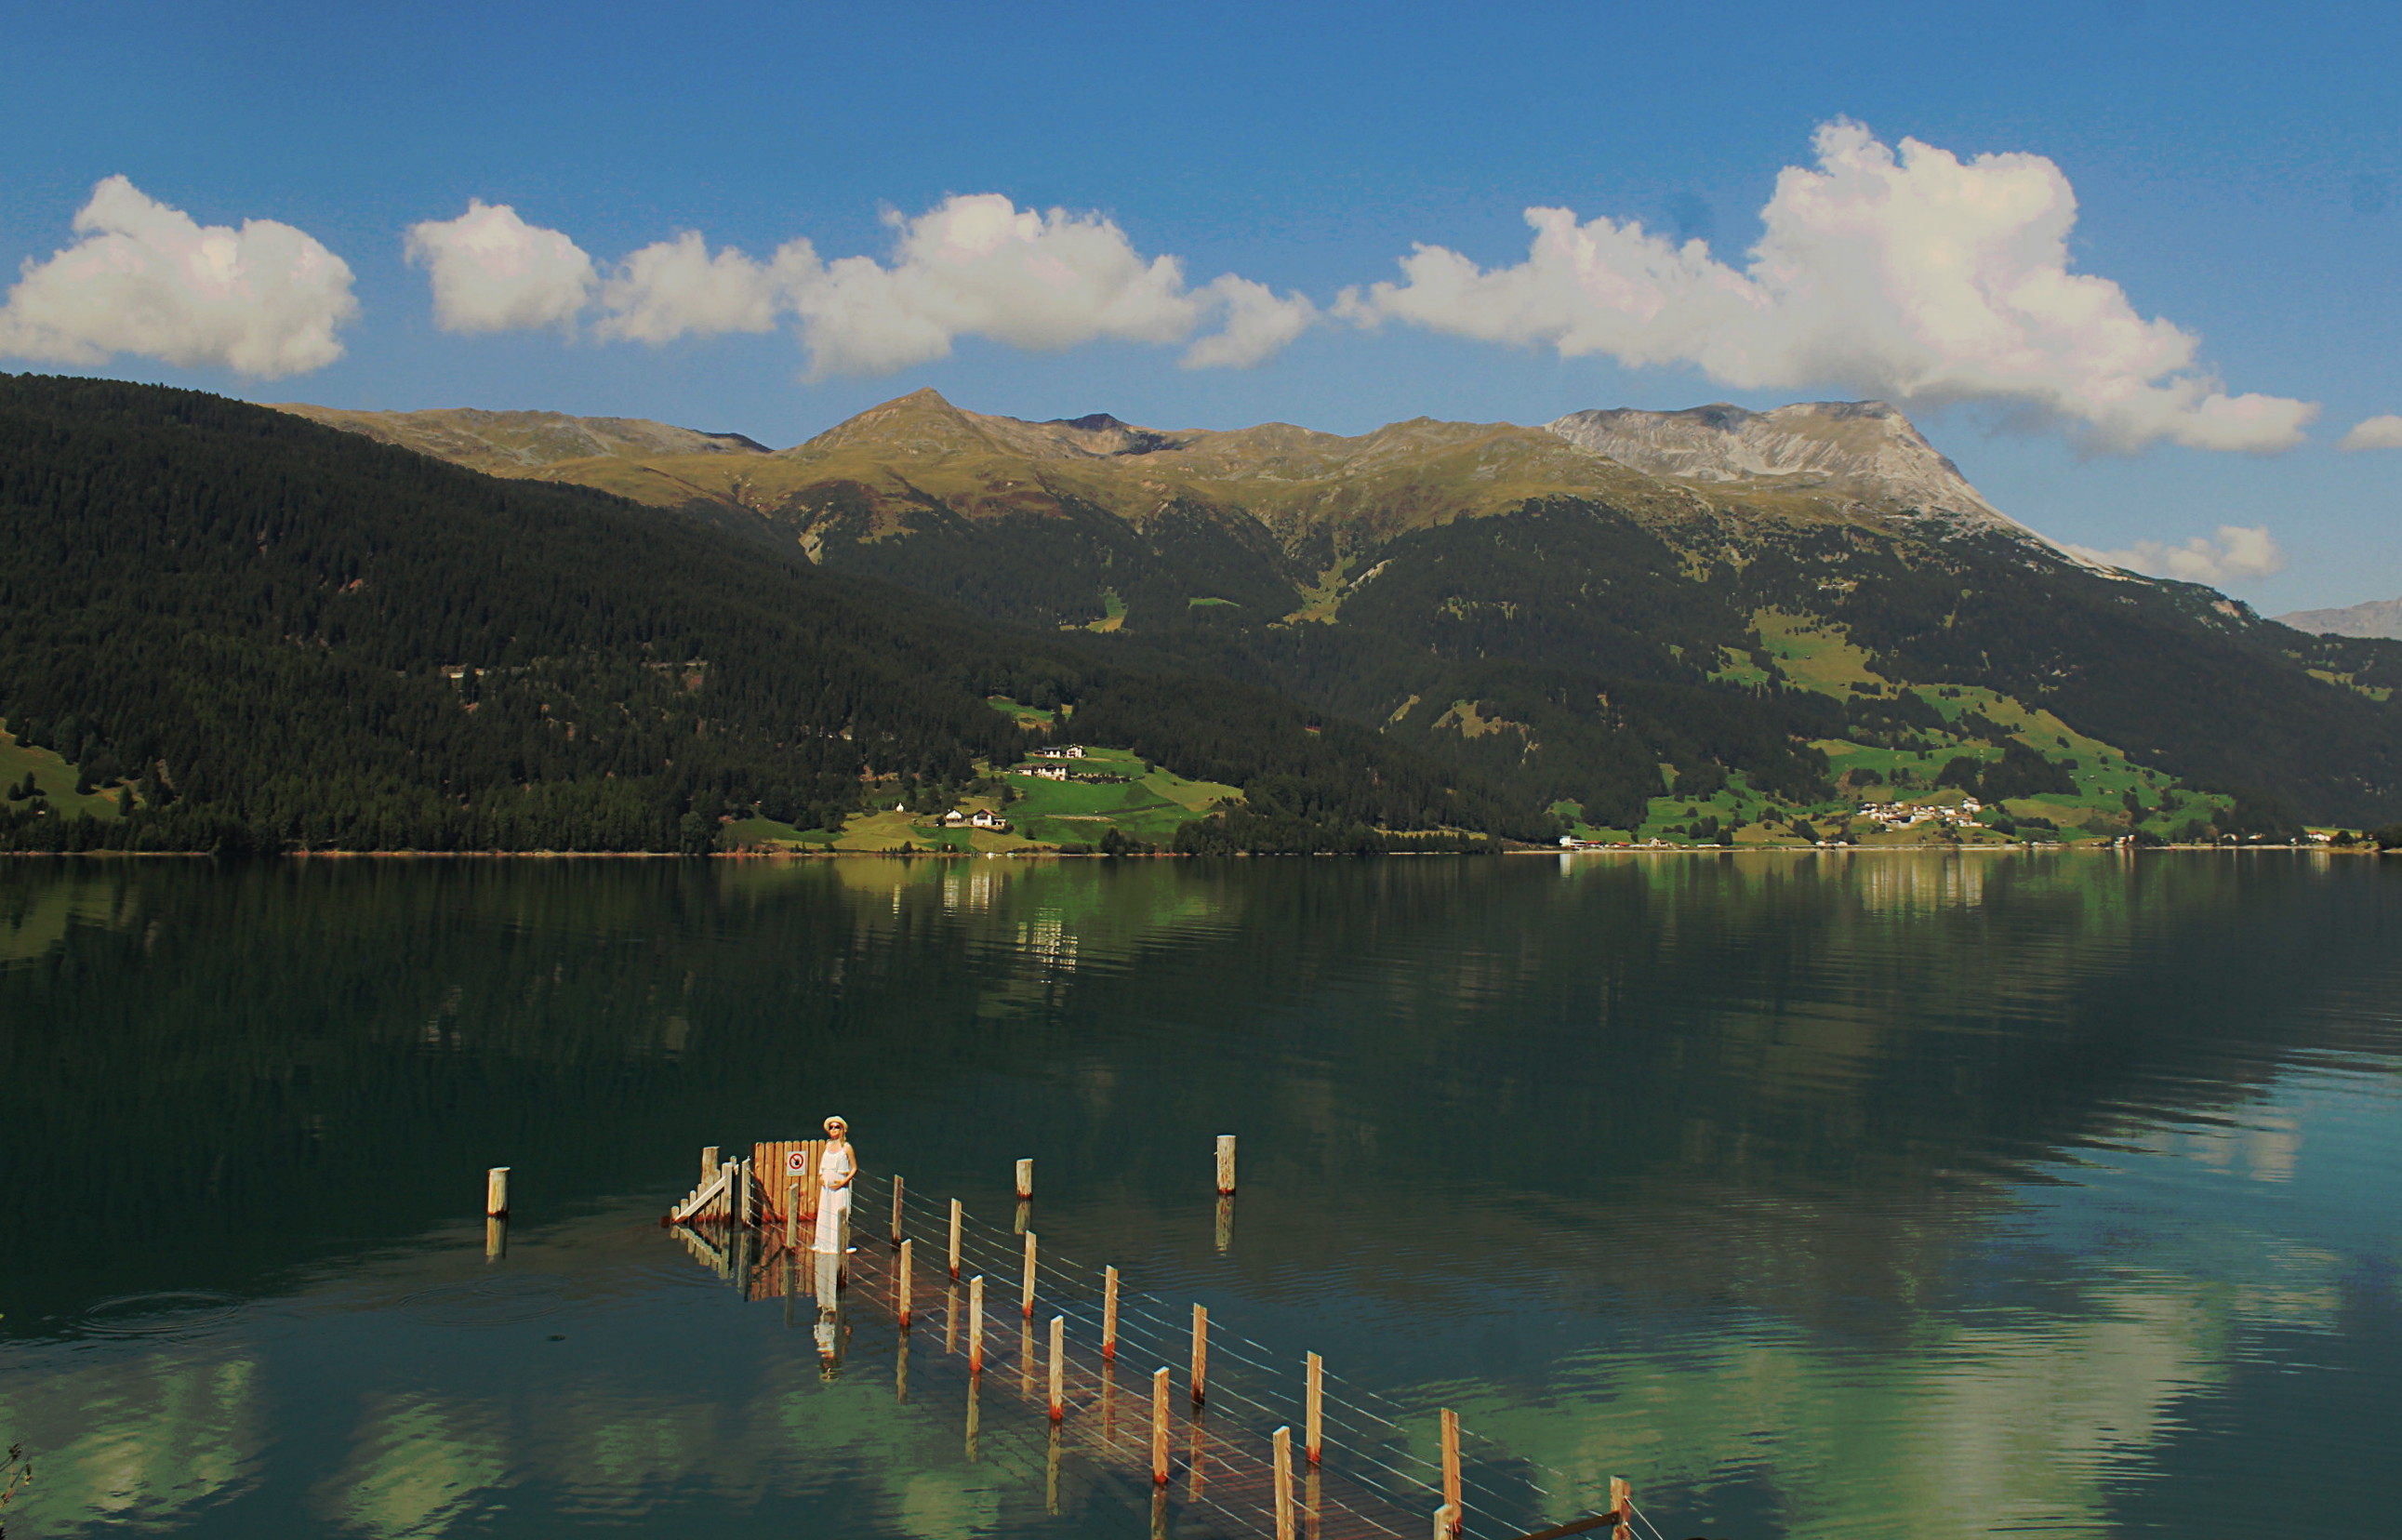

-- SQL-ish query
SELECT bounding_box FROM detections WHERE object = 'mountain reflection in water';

[0,853,2394,1539]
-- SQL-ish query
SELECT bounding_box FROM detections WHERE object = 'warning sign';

[787,1149,806,1174]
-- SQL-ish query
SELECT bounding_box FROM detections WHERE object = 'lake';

[0,852,2395,1539]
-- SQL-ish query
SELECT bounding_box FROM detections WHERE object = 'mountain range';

[278,388,2402,838]
[2276,596,2402,641]
[2,372,2395,856]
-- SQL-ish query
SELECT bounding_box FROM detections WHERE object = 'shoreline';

[0,843,2382,860]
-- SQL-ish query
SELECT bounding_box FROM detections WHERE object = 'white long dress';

[812,1142,855,1253]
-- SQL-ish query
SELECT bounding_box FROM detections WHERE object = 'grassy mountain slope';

[0,376,1526,853]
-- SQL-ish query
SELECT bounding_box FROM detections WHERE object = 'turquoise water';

[0,853,2395,1539]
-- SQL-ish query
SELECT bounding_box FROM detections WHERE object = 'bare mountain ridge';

[273,388,2052,552]
[271,403,771,474]
[2276,597,2402,641]
[1546,401,2010,524]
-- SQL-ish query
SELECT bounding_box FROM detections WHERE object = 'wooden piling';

[1432,1504,1457,1540]
[1015,1157,1034,1201]
[1216,1134,1237,1194]
[1215,1193,1234,1253]
[1150,1366,1171,1483]
[1021,1230,1039,1318]
[890,1173,905,1247]
[1609,1477,1631,1540]
[701,1145,718,1183]
[784,1180,800,1249]
[968,1275,986,1375]
[1190,1303,1210,1405]
[485,1166,510,1218]
[1305,1351,1324,1465]
[1440,1409,1461,1533]
[1103,1265,1120,1361]
[1273,1425,1296,1540]
[484,1215,506,1261]
[1048,1314,1066,1421]
[948,1198,962,1280]
[896,1238,914,1329]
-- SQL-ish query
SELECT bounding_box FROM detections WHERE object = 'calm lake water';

[1,853,2395,1540]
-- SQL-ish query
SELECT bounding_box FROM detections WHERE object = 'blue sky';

[5,0,2399,609]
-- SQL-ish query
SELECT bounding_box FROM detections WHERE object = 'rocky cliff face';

[1544,401,2014,525]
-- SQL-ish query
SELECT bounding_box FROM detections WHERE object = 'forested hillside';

[0,377,1521,853]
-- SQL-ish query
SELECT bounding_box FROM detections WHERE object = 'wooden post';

[1048,1315,1066,1421]
[1305,1351,1324,1465]
[1015,1157,1034,1201]
[1440,1409,1461,1533]
[1189,1304,1209,1405]
[701,1145,718,1183]
[1102,1265,1120,1361]
[968,1275,985,1375]
[890,1173,905,1248]
[1432,1505,1457,1540]
[1150,1366,1171,1483]
[736,1158,751,1228]
[484,1166,510,1217]
[1021,1230,1039,1318]
[1609,1477,1631,1540]
[1273,1425,1296,1540]
[896,1238,914,1329]
[784,1180,800,1249]
[1215,1134,1237,1194]
[483,1215,506,1261]
[948,1199,962,1280]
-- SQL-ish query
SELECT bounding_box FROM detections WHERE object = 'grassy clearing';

[1752,608,1884,697]
[985,695,1055,725]
[0,724,131,820]
[727,743,1242,854]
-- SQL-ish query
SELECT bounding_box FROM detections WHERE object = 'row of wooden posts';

[498,1137,1639,1540]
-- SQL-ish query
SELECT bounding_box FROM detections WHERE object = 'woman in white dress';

[812,1115,856,1255]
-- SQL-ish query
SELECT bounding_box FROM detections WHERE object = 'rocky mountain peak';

[1543,400,2013,528]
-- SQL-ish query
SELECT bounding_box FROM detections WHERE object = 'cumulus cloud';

[2338,413,2402,450]
[784,193,1312,378]
[2066,524,2286,585]
[405,200,594,333]
[1340,121,2316,454]
[414,191,1313,374]
[0,176,357,378]
[1181,274,1318,370]
[594,232,815,343]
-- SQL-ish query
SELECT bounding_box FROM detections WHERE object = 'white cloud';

[0,176,357,378]
[2066,524,2286,585]
[787,193,1306,378]
[594,232,815,343]
[405,200,594,334]
[1181,274,1317,370]
[424,191,1313,375]
[1341,121,2317,454]
[2338,413,2402,450]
